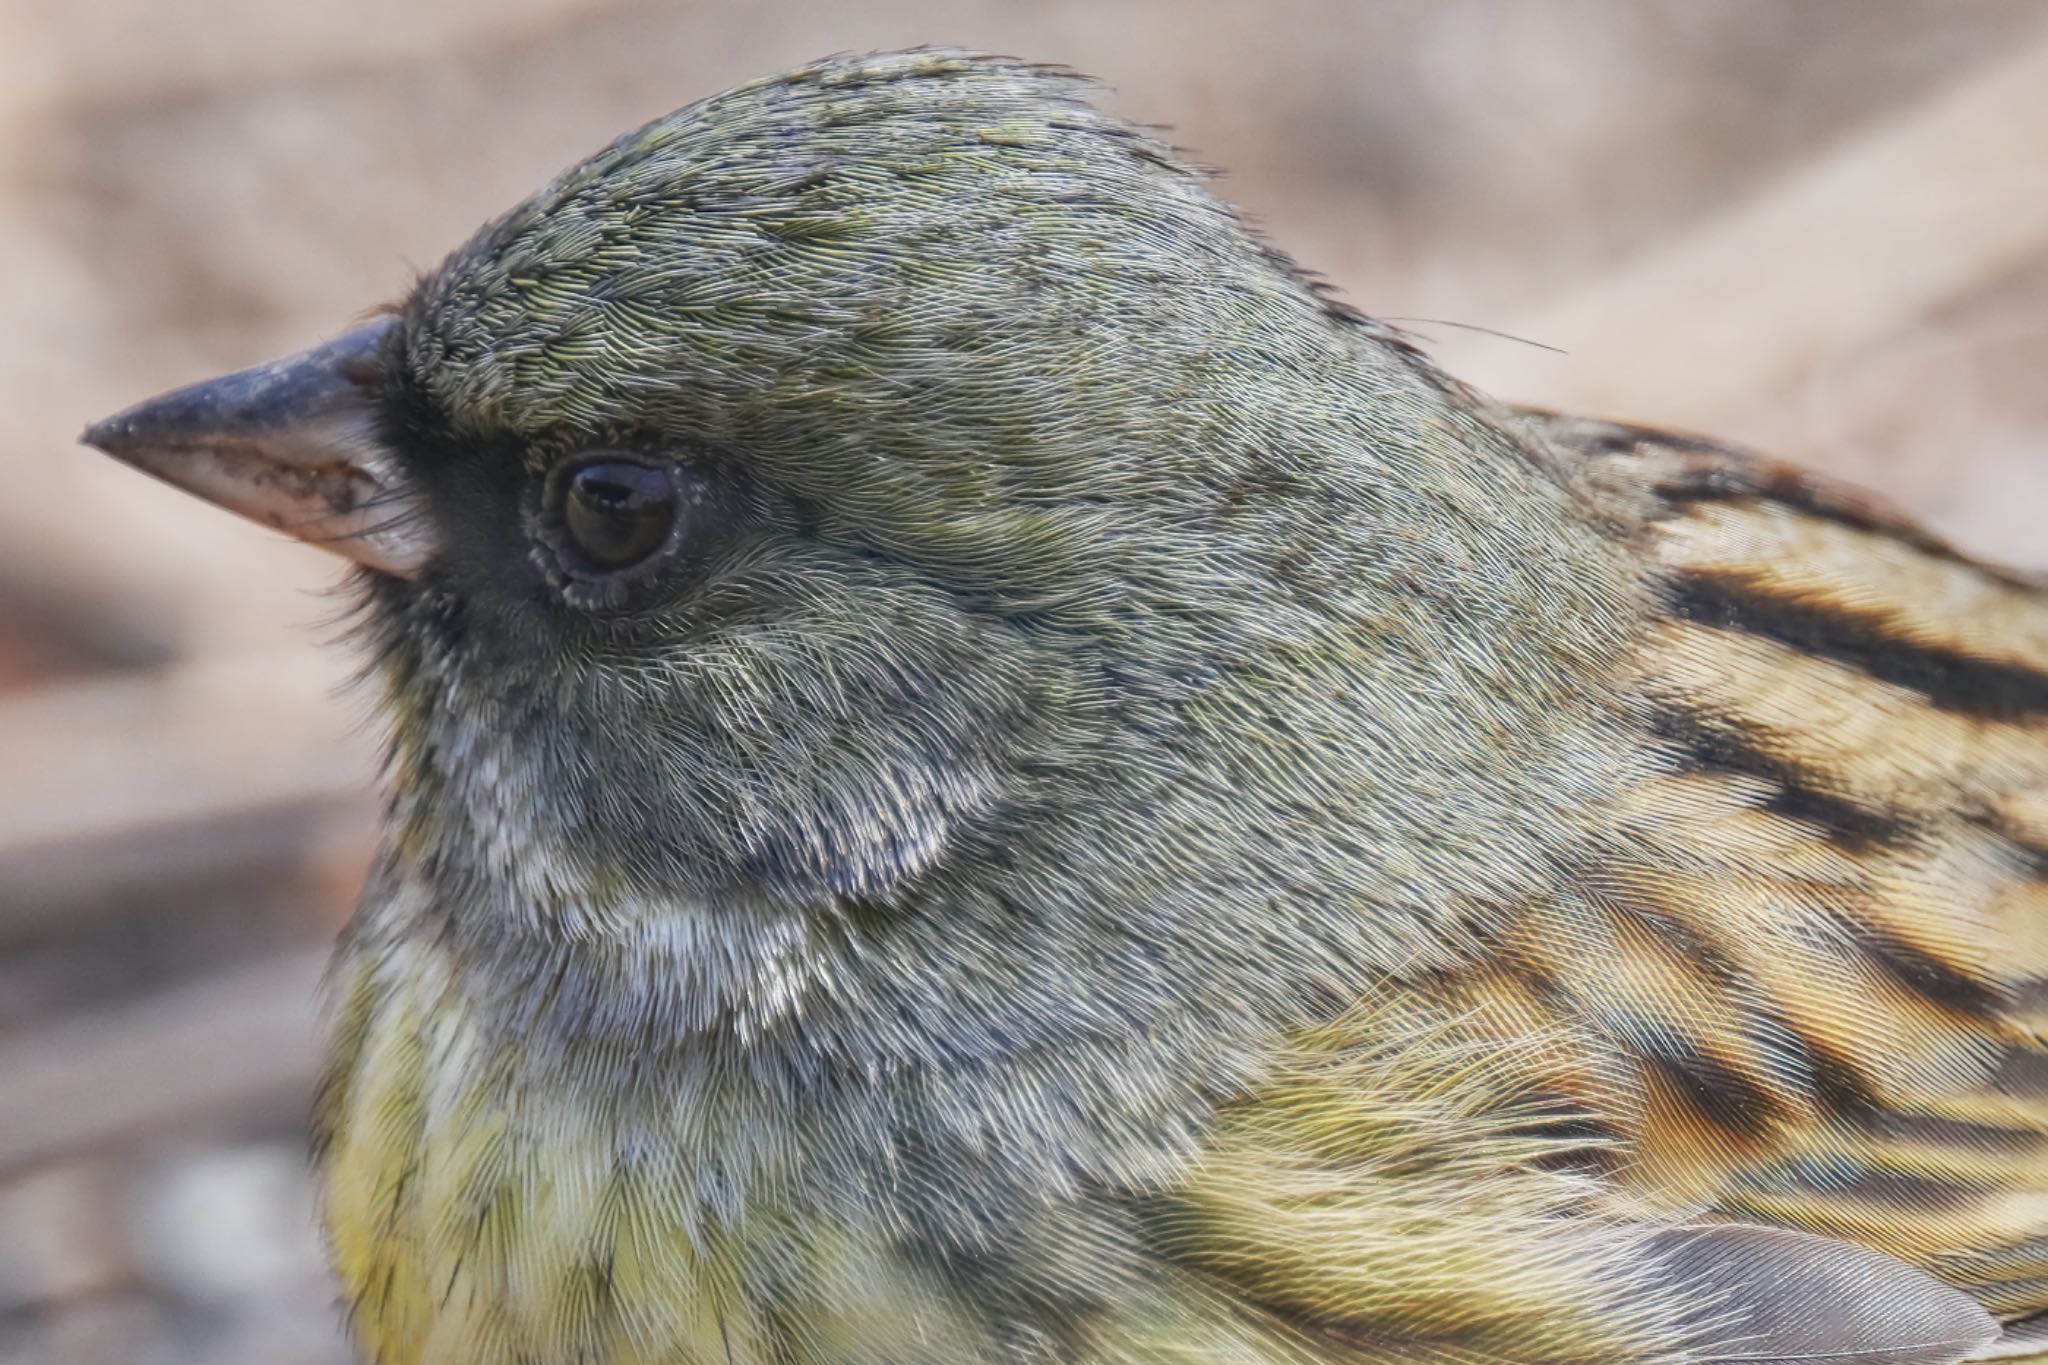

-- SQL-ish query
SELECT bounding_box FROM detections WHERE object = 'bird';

[81,48,2048,1365]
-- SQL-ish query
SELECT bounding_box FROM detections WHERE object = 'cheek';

[562,590,1057,906]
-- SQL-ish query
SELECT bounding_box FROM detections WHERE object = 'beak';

[80,319,433,577]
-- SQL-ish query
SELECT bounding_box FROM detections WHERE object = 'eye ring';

[549,455,680,577]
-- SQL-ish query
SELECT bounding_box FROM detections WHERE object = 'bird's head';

[83,52,1635,1020]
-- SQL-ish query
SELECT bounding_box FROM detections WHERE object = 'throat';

[363,844,842,1052]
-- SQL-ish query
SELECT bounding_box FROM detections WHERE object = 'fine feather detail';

[274,50,2048,1365]
[1515,413,2048,1351]
[1168,412,2048,1363]
[1650,1224,1995,1364]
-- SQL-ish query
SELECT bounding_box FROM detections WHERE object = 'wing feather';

[1155,413,2048,1361]
[1518,413,2048,1331]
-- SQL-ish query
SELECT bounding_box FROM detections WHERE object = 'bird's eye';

[561,459,676,571]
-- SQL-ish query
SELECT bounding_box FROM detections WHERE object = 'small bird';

[83,49,2048,1365]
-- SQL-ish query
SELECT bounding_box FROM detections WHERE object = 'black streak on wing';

[1664,573,2048,722]
[1633,1017,1787,1144]
[1600,885,1747,984]
[1647,707,1913,852]
[1657,467,1998,578]
[1879,1110,2048,1158]
[2007,837,2048,882]
[1767,1153,1987,1214]
[1505,953,1784,1144]
[1832,913,2011,1022]
[1994,1048,2048,1101]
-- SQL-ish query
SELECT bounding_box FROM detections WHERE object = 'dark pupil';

[565,461,676,570]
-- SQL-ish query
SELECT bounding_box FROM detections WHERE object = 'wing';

[1486,412,2048,1342]
[1146,413,2048,1363]
[1155,411,2048,1358]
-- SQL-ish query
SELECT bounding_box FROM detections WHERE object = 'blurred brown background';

[2,3,2045,1362]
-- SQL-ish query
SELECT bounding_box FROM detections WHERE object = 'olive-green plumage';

[86,48,2048,1365]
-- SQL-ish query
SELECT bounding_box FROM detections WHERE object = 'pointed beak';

[81,319,433,577]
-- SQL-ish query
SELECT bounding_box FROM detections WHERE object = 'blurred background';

[2,2,2045,1361]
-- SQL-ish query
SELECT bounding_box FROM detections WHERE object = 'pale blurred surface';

[1,4,2045,1362]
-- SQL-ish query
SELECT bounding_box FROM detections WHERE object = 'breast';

[312,932,994,1365]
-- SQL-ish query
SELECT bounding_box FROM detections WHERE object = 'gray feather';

[1970,1310,2048,1360]
[1654,1224,1998,1364]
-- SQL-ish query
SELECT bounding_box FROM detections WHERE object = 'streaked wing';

[1143,412,2046,1363]
[1490,412,2048,1339]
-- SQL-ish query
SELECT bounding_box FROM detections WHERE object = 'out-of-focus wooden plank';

[1446,23,2048,430]
[4,0,619,115]
[0,578,174,684]
[0,1163,128,1311]
[19,1297,167,1365]
[0,208,349,657]
[0,948,326,1175]
[0,648,377,881]
[0,806,371,942]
